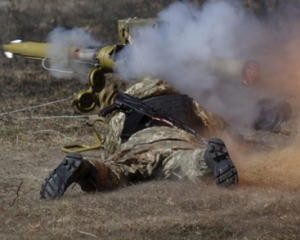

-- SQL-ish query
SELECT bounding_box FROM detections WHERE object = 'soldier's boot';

[40,153,119,200]
[204,138,238,187]
[77,160,120,193]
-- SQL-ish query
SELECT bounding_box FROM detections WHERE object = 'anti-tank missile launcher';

[2,41,119,72]
[3,17,261,83]
[2,40,260,112]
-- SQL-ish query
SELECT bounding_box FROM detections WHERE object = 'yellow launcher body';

[2,41,260,85]
[3,42,48,60]
[190,57,260,86]
[3,41,99,63]
[2,41,124,74]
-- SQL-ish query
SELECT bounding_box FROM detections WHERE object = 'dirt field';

[2,1,300,239]
[1,102,300,240]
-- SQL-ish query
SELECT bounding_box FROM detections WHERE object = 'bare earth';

[2,148,300,240]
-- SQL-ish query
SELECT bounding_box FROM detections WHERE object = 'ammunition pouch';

[121,94,204,140]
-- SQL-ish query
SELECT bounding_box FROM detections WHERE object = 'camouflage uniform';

[95,79,225,184]
[40,80,237,199]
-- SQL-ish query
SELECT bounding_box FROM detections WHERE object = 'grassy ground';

[1,1,300,239]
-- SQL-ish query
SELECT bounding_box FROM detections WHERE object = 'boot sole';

[215,161,238,187]
[207,138,238,187]
[40,153,83,200]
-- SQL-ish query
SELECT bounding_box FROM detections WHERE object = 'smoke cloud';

[46,27,102,83]
[115,1,300,131]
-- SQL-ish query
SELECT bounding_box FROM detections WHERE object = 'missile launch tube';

[2,41,118,73]
[210,58,260,85]
[3,42,48,59]
[3,42,259,85]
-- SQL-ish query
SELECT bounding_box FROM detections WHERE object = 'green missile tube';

[3,41,48,59]
[210,58,260,85]
[2,40,121,74]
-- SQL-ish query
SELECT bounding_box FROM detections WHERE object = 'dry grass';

[2,156,300,240]
[1,1,300,239]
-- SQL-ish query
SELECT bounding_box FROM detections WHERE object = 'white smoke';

[46,27,102,83]
[114,0,300,130]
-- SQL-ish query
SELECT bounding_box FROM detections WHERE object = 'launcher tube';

[3,42,48,59]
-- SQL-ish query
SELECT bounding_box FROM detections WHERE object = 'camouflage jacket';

[93,79,226,182]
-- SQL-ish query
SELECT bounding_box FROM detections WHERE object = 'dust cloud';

[115,0,300,130]
[220,114,300,189]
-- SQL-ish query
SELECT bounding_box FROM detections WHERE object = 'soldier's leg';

[40,153,119,200]
[204,138,238,187]
[162,148,210,181]
[163,137,238,187]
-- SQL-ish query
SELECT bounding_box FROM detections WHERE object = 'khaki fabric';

[93,79,226,183]
[105,126,209,183]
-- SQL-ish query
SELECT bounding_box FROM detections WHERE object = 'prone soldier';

[40,78,239,199]
[36,17,241,199]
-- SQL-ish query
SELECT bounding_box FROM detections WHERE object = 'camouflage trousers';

[102,126,210,184]
[89,78,216,185]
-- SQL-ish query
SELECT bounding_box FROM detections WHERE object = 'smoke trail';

[46,27,102,83]
[115,1,300,130]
